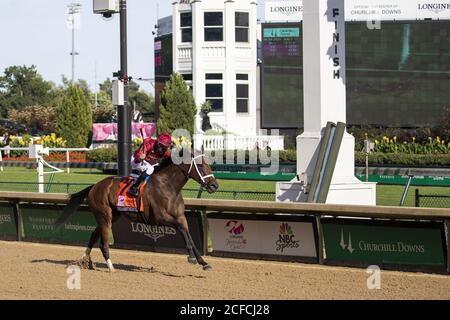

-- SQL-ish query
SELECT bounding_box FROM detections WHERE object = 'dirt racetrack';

[0,240,448,300]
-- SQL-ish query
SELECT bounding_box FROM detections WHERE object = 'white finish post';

[276,0,376,205]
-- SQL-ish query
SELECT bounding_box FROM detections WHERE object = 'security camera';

[103,12,112,18]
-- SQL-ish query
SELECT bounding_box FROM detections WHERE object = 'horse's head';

[185,146,219,193]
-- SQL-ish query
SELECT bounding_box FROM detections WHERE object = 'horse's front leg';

[174,223,197,265]
[174,214,211,271]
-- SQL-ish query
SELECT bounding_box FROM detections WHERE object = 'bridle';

[178,154,215,186]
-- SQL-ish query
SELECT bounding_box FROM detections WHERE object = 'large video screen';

[262,21,450,128]
[262,23,303,128]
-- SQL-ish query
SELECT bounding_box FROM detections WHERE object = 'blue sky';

[0,0,268,94]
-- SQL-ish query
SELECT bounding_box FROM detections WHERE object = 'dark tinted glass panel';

[262,21,450,128]
[180,12,192,27]
[205,12,223,26]
[236,74,249,80]
[208,99,223,112]
[205,73,223,80]
[236,28,249,42]
[235,12,249,27]
[206,84,223,97]
[181,29,192,42]
[181,74,193,81]
[237,84,249,98]
[236,99,248,113]
[205,28,223,41]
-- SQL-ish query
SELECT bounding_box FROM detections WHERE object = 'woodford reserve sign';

[265,0,450,22]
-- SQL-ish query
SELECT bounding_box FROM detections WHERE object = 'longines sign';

[265,1,303,22]
[265,0,450,22]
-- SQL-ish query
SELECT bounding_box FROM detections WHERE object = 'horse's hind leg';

[79,226,101,269]
[100,223,115,272]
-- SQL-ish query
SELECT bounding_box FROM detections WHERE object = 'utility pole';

[117,0,131,176]
[67,3,81,83]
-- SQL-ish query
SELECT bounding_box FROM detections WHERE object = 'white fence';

[0,147,89,173]
[199,134,284,151]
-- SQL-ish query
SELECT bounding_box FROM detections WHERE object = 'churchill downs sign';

[265,0,450,22]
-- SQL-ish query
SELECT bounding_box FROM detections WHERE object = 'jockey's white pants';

[130,157,155,175]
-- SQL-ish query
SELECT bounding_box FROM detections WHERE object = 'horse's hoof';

[78,256,92,269]
[187,256,198,265]
[108,268,116,273]
[87,260,96,270]
[202,264,212,271]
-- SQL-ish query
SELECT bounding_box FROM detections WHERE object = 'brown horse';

[56,149,219,272]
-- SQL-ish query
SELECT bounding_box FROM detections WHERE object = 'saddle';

[116,175,148,212]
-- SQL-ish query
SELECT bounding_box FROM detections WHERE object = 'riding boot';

[128,172,148,197]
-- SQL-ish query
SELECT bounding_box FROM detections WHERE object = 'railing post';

[315,215,324,265]
[446,220,450,274]
[197,186,204,199]
[415,188,420,207]
[201,209,208,256]
[66,150,70,174]
[13,202,23,242]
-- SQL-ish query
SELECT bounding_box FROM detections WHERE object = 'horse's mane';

[154,156,175,173]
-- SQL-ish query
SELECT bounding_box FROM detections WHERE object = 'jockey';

[128,132,172,197]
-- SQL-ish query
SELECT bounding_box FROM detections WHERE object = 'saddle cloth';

[116,176,147,212]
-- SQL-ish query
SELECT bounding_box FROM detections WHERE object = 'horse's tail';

[55,185,94,227]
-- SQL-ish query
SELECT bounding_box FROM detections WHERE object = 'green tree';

[157,73,197,135]
[0,65,54,117]
[99,78,113,100]
[99,78,154,116]
[56,85,92,147]
[93,91,115,123]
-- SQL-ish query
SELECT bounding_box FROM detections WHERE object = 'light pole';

[93,0,131,176]
[67,3,81,83]
[117,0,131,176]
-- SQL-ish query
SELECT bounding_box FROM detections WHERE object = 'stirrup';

[128,186,140,197]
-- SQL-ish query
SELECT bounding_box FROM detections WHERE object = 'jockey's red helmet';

[158,133,172,147]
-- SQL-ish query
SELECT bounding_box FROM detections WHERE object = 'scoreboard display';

[262,21,450,128]
[262,23,303,128]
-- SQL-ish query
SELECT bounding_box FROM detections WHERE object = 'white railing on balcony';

[178,47,192,60]
[195,134,284,151]
[202,135,224,150]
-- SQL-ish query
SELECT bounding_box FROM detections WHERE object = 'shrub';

[86,147,118,163]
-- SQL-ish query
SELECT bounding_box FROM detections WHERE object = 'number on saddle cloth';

[116,176,148,212]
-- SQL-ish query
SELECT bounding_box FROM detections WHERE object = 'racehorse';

[56,148,219,272]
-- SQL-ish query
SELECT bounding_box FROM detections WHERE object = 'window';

[180,12,192,43]
[204,12,223,42]
[235,12,249,43]
[205,73,223,112]
[236,73,249,113]
[205,73,223,80]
